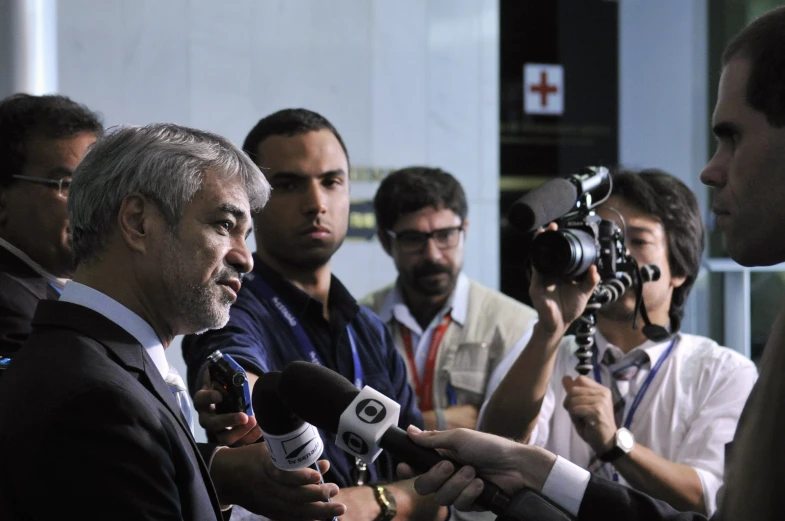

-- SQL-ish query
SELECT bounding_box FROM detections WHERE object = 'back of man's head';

[0,93,103,187]
[242,108,349,167]
[611,169,704,333]
[373,166,468,232]
[69,123,270,266]
[722,6,785,127]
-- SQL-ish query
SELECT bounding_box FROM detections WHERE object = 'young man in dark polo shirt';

[183,109,445,521]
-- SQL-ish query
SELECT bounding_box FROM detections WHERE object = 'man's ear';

[670,273,687,289]
[462,218,470,237]
[378,228,393,256]
[117,194,156,254]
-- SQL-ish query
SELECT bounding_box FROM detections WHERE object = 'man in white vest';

[361,167,537,432]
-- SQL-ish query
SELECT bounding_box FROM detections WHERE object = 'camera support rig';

[573,264,662,376]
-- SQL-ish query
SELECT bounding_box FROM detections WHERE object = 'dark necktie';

[588,348,648,480]
[601,348,649,428]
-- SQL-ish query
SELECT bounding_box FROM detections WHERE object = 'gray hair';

[69,123,270,264]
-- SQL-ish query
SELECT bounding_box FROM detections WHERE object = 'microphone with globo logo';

[253,371,337,521]
[279,361,576,521]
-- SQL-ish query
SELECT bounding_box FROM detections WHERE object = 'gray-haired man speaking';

[0,123,346,521]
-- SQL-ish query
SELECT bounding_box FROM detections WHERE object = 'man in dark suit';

[0,94,103,357]
[399,5,785,521]
[0,123,347,520]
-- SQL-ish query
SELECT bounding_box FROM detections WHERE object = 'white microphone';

[334,386,400,464]
[254,371,337,521]
[253,371,324,470]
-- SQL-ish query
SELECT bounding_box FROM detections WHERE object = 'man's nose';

[303,183,327,215]
[700,151,726,188]
[423,236,444,260]
[226,235,254,275]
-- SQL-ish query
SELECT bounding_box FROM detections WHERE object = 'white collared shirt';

[483,330,758,516]
[376,273,470,379]
[59,281,168,379]
[0,237,68,290]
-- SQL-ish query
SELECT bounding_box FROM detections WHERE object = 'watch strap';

[371,485,397,521]
[598,428,634,462]
[598,445,625,462]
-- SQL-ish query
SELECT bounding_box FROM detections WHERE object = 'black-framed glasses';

[11,175,70,198]
[386,226,464,253]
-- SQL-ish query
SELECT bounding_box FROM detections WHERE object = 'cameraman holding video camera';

[479,169,757,516]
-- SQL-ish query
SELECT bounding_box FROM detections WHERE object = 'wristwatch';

[599,427,635,462]
[371,485,397,521]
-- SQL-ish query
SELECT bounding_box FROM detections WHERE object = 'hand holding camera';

[529,224,601,337]
[193,350,263,446]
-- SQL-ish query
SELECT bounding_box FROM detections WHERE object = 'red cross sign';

[524,64,564,115]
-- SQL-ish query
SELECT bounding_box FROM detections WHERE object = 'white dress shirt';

[483,330,758,516]
[59,281,168,379]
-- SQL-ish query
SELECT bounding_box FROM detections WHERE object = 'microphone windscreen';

[507,178,578,233]
[252,371,303,435]
[279,361,359,433]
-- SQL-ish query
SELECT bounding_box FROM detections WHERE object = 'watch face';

[617,428,635,451]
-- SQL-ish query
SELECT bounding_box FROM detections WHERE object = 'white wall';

[618,0,710,337]
[57,0,500,297]
[56,0,499,441]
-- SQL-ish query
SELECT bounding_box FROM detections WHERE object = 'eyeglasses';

[11,175,71,198]
[386,226,464,254]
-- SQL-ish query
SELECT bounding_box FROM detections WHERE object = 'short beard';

[408,261,456,297]
[159,234,236,335]
[177,281,233,334]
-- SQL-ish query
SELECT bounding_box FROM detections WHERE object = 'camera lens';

[531,229,598,278]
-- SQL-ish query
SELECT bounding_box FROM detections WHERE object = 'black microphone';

[507,167,612,234]
[253,371,337,521]
[278,361,512,514]
[507,178,578,234]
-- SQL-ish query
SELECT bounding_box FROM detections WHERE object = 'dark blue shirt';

[182,257,423,487]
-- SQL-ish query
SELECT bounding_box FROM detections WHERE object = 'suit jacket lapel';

[0,246,51,301]
[32,300,224,519]
[138,360,225,520]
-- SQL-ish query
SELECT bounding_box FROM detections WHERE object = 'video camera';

[508,166,668,373]
[528,166,630,281]
[510,166,660,305]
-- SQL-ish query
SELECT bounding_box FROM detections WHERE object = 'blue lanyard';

[246,272,364,388]
[48,282,62,296]
[592,337,677,429]
[445,384,456,406]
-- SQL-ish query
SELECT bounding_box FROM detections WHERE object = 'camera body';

[207,350,253,415]
[529,166,632,281]
[531,213,632,281]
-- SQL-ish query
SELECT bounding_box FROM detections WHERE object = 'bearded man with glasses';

[0,93,103,358]
[362,167,537,434]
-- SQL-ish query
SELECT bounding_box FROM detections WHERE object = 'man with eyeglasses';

[0,93,103,357]
[361,167,537,433]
